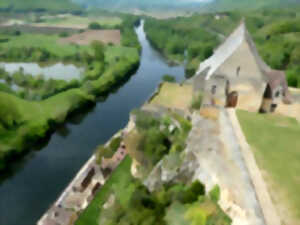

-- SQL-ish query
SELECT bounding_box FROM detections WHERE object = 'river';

[0,21,185,225]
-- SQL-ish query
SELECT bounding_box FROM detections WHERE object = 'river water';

[0,62,84,81]
[0,21,185,225]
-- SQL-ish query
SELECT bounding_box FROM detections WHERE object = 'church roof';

[196,21,270,80]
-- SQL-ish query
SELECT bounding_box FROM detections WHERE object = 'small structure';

[43,206,77,225]
[260,70,292,113]
[193,21,292,113]
[101,142,127,172]
[80,167,95,192]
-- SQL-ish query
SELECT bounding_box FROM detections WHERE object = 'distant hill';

[72,0,210,11]
[0,0,81,13]
[73,0,300,12]
[209,0,300,11]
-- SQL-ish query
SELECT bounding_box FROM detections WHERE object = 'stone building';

[194,21,292,113]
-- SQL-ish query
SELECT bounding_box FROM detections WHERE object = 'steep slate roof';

[196,21,292,104]
[197,22,246,80]
[197,21,270,80]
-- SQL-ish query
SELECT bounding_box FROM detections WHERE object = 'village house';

[193,21,292,113]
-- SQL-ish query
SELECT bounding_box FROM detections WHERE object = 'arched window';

[275,90,280,98]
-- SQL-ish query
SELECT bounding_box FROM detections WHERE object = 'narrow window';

[237,66,241,77]
[211,85,217,95]
[275,90,280,98]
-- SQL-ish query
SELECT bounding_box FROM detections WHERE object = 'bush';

[191,93,203,110]
[95,136,122,164]
[209,185,221,203]
[59,32,70,37]
[88,22,102,30]
[162,74,176,82]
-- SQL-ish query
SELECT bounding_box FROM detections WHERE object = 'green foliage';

[121,15,141,51]
[133,110,192,171]
[95,136,122,163]
[59,32,70,38]
[88,22,102,30]
[185,58,200,79]
[191,93,203,110]
[286,68,300,88]
[134,110,160,131]
[80,177,229,225]
[209,185,221,203]
[162,74,176,83]
[144,16,220,76]
[0,0,82,13]
[91,41,105,62]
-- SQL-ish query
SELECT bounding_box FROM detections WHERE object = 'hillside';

[73,0,300,12]
[209,0,300,11]
[72,0,210,11]
[0,0,81,13]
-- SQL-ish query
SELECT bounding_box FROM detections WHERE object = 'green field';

[75,156,133,225]
[0,33,89,57]
[41,15,122,28]
[0,89,94,166]
[0,0,80,12]
[237,110,300,221]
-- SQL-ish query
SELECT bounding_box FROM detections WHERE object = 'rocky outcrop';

[145,109,268,225]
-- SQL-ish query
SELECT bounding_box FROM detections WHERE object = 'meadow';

[237,110,300,224]
[38,15,123,29]
[0,33,89,58]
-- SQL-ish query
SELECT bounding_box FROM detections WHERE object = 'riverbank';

[0,53,140,171]
[0,19,185,225]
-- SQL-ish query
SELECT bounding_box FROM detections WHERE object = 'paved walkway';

[227,108,281,225]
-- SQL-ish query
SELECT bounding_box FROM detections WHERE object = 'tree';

[91,41,105,62]
[88,22,102,30]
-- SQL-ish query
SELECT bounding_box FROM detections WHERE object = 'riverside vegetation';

[144,7,300,85]
[0,15,141,171]
[76,110,231,225]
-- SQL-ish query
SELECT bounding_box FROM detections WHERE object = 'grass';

[237,110,300,220]
[41,15,122,28]
[105,45,139,64]
[0,33,89,57]
[0,89,94,160]
[150,82,193,110]
[75,156,133,225]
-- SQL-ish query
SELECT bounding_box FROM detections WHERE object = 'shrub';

[88,22,102,30]
[162,74,176,83]
[209,185,221,203]
[59,32,70,37]
[191,93,203,110]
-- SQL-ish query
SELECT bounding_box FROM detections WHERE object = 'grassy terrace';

[150,82,193,110]
[237,110,300,222]
[75,156,133,225]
